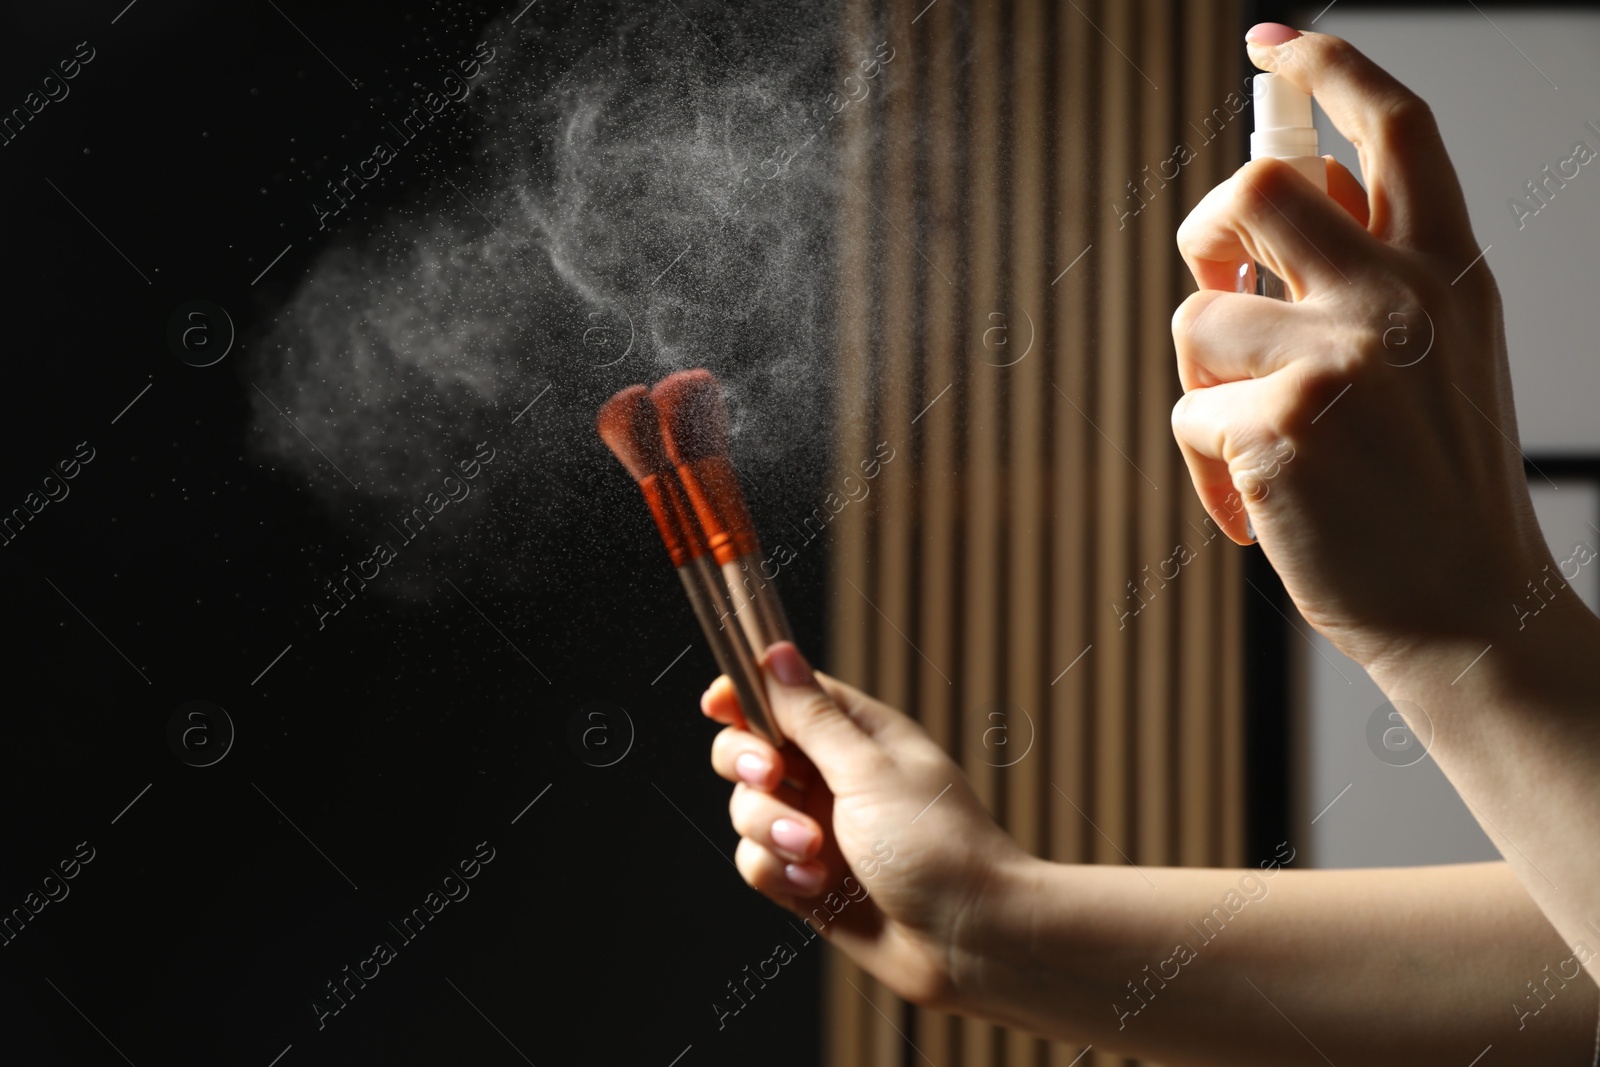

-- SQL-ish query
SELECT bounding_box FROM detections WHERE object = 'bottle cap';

[1250,73,1325,191]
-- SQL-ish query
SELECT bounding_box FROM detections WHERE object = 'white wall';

[1286,7,1600,866]
[1295,480,1599,867]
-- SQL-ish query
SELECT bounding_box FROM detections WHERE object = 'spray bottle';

[1240,72,1327,540]
[1242,72,1327,301]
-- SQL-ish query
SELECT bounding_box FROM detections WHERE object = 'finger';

[1172,288,1308,390]
[712,725,781,789]
[1249,28,1476,258]
[1177,156,1375,298]
[1324,156,1370,230]
[711,724,817,791]
[701,675,747,729]
[814,670,928,748]
[730,782,823,863]
[1170,377,1286,544]
[761,643,890,790]
[735,837,830,899]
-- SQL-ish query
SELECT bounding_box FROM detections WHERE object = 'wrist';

[1365,562,1600,730]
[1354,510,1567,687]
[943,847,1049,1020]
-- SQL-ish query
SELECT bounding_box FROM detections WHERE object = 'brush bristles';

[651,369,729,465]
[596,385,670,482]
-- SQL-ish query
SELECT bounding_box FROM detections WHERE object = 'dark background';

[0,2,828,1064]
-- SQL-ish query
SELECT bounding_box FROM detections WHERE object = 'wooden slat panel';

[825,1,1248,1063]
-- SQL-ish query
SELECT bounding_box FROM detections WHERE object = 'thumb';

[761,642,889,790]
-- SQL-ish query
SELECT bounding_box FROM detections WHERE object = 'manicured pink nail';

[771,818,816,859]
[765,642,814,688]
[1245,22,1301,46]
[784,862,826,894]
[735,752,771,785]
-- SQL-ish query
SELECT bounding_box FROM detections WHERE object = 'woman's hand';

[703,651,1600,1065]
[1170,27,1554,676]
[702,642,1032,1011]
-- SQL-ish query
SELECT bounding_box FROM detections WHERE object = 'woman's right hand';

[702,642,1033,1012]
[1170,28,1557,678]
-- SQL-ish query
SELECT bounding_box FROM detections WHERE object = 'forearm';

[1368,572,1600,987]
[955,858,1597,1066]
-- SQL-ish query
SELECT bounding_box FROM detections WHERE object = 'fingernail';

[736,752,771,785]
[765,642,814,688]
[771,818,816,859]
[1245,514,1257,542]
[1245,22,1301,46]
[784,862,826,894]
[1245,23,1301,71]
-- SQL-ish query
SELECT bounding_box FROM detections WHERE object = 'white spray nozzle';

[1250,72,1324,190]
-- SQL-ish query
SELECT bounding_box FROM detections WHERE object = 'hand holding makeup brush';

[702,641,1031,1011]
[705,649,1599,1064]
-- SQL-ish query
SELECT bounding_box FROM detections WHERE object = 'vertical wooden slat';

[1049,0,1098,893]
[870,0,920,1060]
[1051,0,1096,1056]
[1007,0,1049,1061]
[873,0,916,764]
[1090,3,1136,1066]
[1134,1,1177,875]
[963,0,1005,1062]
[1219,551,1245,866]
[915,0,960,812]
[1215,22,1249,872]
[1178,0,1223,870]
[825,0,878,1060]
[1091,0,1135,886]
[915,0,962,1058]
[1128,15,1181,1062]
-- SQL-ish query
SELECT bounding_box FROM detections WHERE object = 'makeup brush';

[651,370,795,659]
[597,386,784,746]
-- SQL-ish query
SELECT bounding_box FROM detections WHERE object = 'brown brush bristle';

[651,369,729,465]
[597,385,670,482]
[651,368,760,563]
